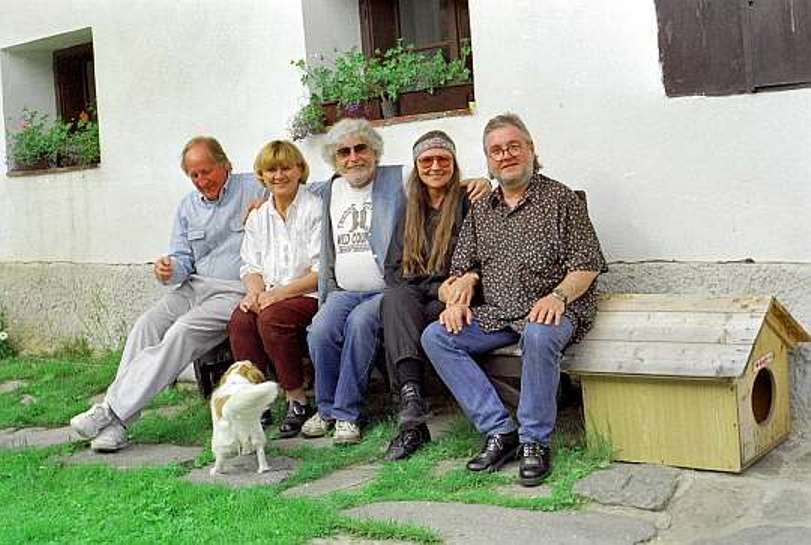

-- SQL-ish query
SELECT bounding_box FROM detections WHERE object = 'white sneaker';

[334,420,361,445]
[90,421,129,452]
[301,413,335,438]
[70,403,115,439]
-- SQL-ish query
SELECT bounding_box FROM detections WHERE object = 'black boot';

[384,423,431,461]
[398,382,427,426]
[466,431,519,472]
[278,400,314,438]
[518,442,552,486]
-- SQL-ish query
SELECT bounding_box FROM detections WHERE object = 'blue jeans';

[421,317,574,445]
[307,290,383,423]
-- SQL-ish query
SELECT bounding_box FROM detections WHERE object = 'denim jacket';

[310,165,405,305]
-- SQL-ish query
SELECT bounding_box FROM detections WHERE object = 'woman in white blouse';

[228,140,321,438]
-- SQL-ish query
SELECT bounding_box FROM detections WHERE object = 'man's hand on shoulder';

[461,177,492,203]
[242,197,268,224]
[153,256,174,283]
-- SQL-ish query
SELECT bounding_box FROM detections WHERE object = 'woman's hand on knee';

[239,292,260,313]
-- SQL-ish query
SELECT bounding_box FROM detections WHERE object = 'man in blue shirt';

[70,136,266,451]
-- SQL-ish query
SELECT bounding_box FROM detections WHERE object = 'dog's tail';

[222,381,279,420]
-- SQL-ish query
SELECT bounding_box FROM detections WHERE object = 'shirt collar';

[199,173,233,204]
[488,173,542,210]
[269,185,304,218]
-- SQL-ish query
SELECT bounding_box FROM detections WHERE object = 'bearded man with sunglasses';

[422,113,606,486]
[302,118,408,444]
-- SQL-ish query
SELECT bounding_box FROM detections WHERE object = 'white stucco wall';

[1,0,810,266]
[0,0,309,264]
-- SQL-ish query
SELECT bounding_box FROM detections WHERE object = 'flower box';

[398,83,474,117]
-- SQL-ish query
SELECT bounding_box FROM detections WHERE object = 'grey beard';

[342,165,376,188]
[496,164,533,192]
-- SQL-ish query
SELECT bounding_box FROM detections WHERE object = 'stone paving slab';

[658,475,763,543]
[274,434,332,452]
[345,501,656,545]
[495,482,553,499]
[0,426,82,448]
[185,454,298,488]
[0,380,28,394]
[573,463,681,511]
[65,444,202,469]
[744,436,811,483]
[282,464,381,498]
[692,525,811,545]
[310,537,415,545]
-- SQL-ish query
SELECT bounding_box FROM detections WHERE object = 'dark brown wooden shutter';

[749,0,811,89]
[654,0,748,97]
[359,0,400,56]
[53,43,94,123]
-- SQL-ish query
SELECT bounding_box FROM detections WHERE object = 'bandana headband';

[412,136,456,161]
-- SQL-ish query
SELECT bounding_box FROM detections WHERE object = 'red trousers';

[228,296,318,391]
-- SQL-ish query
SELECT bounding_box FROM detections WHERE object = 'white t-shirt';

[331,177,385,292]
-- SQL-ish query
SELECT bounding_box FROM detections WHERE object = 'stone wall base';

[1,260,810,429]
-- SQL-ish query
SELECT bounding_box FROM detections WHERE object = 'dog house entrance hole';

[751,368,774,425]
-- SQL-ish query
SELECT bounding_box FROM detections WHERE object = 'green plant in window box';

[366,41,424,117]
[292,49,376,120]
[418,44,472,93]
[288,99,326,141]
[7,108,100,171]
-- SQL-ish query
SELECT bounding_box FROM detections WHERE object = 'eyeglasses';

[336,143,369,159]
[487,142,526,161]
[417,155,452,169]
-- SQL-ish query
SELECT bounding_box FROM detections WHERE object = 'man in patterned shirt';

[422,113,606,486]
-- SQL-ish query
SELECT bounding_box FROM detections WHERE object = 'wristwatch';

[551,287,569,305]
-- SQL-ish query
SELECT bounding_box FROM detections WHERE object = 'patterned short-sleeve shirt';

[451,173,607,342]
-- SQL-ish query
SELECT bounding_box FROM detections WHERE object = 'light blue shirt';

[167,172,267,285]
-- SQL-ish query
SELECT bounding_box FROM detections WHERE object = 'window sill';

[6,163,100,178]
[370,107,473,128]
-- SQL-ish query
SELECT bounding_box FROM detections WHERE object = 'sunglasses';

[336,143,369,158]
[417,155,452,168]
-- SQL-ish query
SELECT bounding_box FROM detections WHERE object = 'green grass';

[0,354,612,544]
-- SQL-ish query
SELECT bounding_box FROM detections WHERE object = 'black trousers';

[380,284,444,391]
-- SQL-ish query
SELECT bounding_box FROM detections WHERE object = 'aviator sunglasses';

[336,143,369,158]
[417,155,452,168]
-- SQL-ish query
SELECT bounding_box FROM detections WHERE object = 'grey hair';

[321,118,384,169]
[181,136,233,174]
[482,112,542,172]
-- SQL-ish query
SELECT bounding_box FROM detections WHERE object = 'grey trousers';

[105,275,244,422]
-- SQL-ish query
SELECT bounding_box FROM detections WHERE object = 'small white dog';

[209,360,279,476]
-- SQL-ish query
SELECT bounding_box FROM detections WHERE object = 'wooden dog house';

[566,294,810,472]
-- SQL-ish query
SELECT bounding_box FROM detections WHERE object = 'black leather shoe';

[399,382,428,425]
[383,423,431,462]
[278,400,313,438]
[466,430,519,472]
[518,441,552,486]
[260,408,274,429]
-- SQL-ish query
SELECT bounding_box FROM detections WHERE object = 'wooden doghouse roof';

[564,294,811,378]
